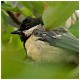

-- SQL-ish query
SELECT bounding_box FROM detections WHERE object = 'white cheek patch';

[23,24,42,36]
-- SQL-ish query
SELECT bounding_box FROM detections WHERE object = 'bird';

[11,17,79,64]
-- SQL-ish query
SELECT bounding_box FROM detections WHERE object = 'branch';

[1,1,21,26]
[7,11,21,25]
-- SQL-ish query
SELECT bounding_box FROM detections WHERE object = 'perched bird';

[11,17,79,64]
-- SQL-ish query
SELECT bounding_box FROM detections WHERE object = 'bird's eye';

[33,30,42,37]
[35,31,40,36]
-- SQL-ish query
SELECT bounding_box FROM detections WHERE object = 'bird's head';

[11,17,44,42]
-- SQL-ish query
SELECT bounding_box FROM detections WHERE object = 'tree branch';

[1,1,21,26]
[7,11,21,25]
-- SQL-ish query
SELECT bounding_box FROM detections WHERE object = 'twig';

[1,1,21,26]
[7,11,21,25]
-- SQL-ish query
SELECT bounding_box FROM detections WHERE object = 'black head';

[19,17,44,31]
[11,17,44,42]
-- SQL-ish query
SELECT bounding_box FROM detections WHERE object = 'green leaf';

[42,1,79,30]
[21,7,34,17]
[1,10,8,26]
[1,45,78,79]
[19,1,44,17]
[69,20,79,38]
[1,25,13,45]
[1,3,21,13]
[19,1,33,11]
[29,1,44,16]
[66,66,79,78]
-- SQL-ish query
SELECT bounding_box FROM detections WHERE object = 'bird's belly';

[25,37,78,63]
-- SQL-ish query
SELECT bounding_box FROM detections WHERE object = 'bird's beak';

[11,29,21,35]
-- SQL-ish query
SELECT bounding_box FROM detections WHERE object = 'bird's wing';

[35,27,79,52]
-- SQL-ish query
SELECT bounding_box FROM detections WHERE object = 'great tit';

[11,17,79,64]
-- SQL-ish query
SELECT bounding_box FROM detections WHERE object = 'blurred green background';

[1,1,79,79]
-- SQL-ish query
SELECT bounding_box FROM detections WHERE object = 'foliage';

[1,1,79,79]
[42,1,78,30]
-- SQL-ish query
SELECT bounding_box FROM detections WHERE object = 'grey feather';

[34,27,79,52]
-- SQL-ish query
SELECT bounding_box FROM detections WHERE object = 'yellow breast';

[25,35,78,63]
[25,35,43,61]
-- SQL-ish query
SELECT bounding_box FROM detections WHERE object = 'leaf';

[29,1,44,16]
[69,20,79,38]
[1,26,13,46]
[19,1,33,11]
[66,66,79,78]
[1,3,21,13]
[1,10,8,26]
[19,1,44,17]
[1,46,78,79]
[21,7,34,17]
[42,1,79,30]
